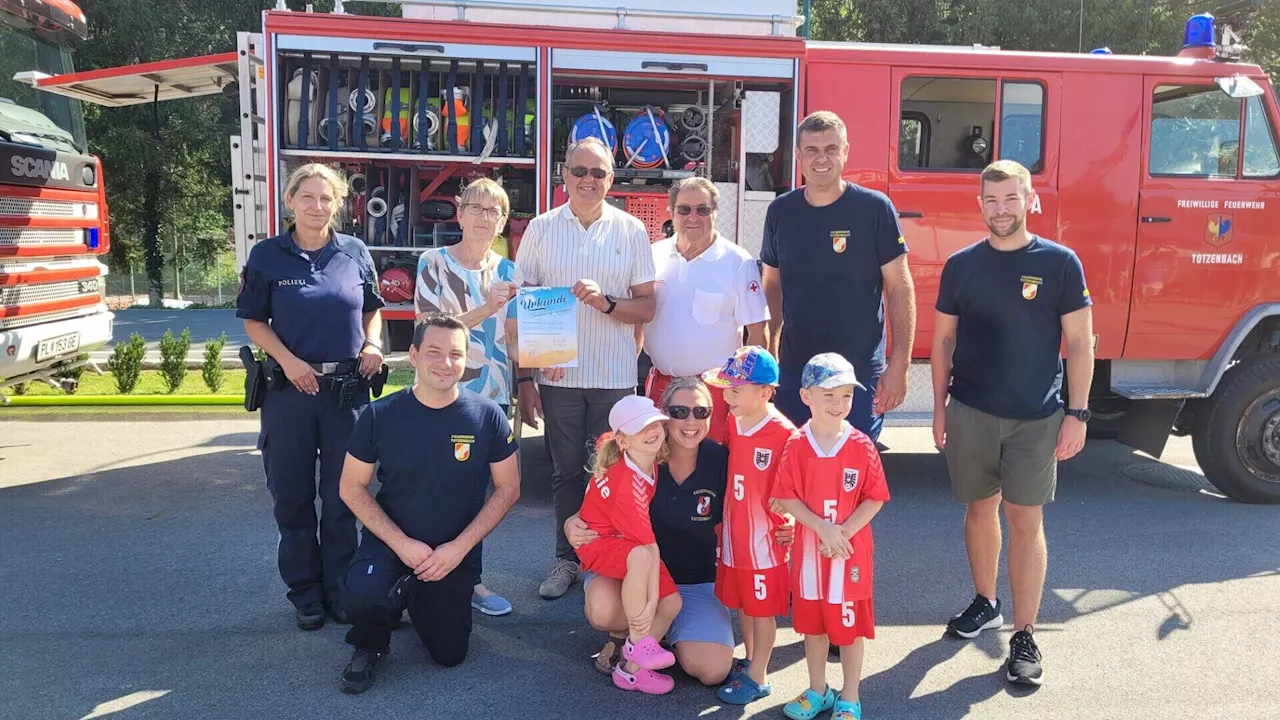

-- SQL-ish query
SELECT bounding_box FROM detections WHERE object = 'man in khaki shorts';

[930,160,1094,687]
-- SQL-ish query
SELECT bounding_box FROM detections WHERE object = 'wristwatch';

[1064,407,1091,422]
[603,295,617,315]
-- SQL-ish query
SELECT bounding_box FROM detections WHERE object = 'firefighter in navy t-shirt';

[334,314,520,695]
[761,111,917,443]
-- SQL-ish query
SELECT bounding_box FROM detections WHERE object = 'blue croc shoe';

[727,658,750,681]
[471,592,512,616]
[833,698,862,720]
[716,674,771,705]
[783,686,837,720]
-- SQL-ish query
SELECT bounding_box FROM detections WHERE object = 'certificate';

[516,287,578,368]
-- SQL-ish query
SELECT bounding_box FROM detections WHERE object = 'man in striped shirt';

[514,137,657,600]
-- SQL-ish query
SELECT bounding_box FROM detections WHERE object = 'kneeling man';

[337,313,520,694]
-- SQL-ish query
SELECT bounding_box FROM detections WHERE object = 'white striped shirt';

[515,202,655,389]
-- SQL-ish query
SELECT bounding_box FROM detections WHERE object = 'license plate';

[36,332,80,362]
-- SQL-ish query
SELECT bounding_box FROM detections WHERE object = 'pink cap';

[608,395,669,436]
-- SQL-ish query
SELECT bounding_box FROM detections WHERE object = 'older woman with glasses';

[414,177,524,617]
[565,376,794,686]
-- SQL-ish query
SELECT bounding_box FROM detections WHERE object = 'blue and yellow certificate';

[516,287,578,368]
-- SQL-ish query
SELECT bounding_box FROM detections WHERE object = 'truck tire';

[1190,351,1280,504]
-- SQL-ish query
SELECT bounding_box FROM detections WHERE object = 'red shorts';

[645,369,729,444]
[577,536,678,598]
[791,596,877,646]
[714,563,790,618]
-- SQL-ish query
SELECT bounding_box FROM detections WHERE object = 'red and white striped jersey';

[773,421,890,604]
[579,454,659,545]
[720,407,797,570]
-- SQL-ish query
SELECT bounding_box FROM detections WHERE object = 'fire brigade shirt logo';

[451,434,475,462]
[843,468,859,492]
[850,565,861,584]
[1206,214,1233,248]
[1020,275,1043,301]
[754,448,772,471]
[696,496,712,517]
[831,230,850,254]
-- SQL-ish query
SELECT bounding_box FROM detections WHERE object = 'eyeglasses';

[568,165,611,179]
[462,203,505,220]
[674,204,714,216]
[666,405,713,420]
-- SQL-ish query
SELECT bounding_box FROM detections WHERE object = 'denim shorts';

[586,573,734,649]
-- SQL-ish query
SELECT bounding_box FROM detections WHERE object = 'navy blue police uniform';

[236,230,384,613]
[760,184,908,441]
[341,387,518,665]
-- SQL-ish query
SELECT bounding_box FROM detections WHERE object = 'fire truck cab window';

[1243,95,1280,177]
[999,82,1044,172]
[1150,84,1241,177]
[899,77,996,171]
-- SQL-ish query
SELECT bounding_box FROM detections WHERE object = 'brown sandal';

[594,635,625,675]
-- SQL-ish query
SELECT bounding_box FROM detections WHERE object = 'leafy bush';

[159,328,192,393]
[107,333,147,394]
[203,332,227,393]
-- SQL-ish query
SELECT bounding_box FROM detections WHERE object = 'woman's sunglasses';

[568,166,610,179]
[666,405,713,420]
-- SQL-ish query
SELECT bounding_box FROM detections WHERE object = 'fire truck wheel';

[1191,351,1280,504]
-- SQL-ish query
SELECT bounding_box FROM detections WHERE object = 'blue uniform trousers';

[259,383,364,609]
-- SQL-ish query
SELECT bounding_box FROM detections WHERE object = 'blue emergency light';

[86,227,100,250]
[1090,47,1112,54]
[1183,13,1216,49]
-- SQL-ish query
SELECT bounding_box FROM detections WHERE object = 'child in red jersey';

[773,353,890,720]
[576,395,684,695]
[702,346,796,705]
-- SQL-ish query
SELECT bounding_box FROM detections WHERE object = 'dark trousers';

[259,383,362,609]
[540,385,635,561]
[342,535,473,666]
[776,368,883,442]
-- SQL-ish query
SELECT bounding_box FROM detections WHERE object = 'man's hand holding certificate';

[516,287,579,368]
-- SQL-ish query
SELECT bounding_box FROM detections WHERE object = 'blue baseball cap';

[801,353,865,390]
[702,346,780,387]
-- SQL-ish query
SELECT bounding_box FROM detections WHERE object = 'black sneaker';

[1006,626,1044,685]
[296,602,326,631]
[945,594,1004,639]
[339,649,385,694]
[324,602,351,625]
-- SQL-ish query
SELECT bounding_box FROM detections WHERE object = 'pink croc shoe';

[613,665,675,695]
[623,636,675,671]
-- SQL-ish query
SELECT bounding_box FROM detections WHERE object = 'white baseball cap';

[608,395,669,436]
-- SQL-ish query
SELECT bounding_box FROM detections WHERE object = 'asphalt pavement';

[1,418,1277,720]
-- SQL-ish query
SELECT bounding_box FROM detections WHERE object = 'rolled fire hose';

[359,113,378,142]
[288,69,319,101]
[349,173,367,194]
[680,134,707,162]
[318,116,347,144]
[412,109,441,148]
[367,189,388,219]
[681,105,706,132]
[389,204,406,239]
[348,88,377,113]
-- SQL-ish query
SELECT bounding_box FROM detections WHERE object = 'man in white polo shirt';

[644,177,767,443]
[514,137,657,600]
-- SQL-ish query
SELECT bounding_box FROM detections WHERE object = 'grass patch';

[4,368,417,398]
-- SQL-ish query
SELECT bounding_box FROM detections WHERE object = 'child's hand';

[817,521,851,559]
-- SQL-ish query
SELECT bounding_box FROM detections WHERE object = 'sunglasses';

[674,204,714,216]
[568,165,611,179]
[666,405,713,420]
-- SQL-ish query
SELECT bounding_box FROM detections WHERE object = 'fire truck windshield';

[0,21,86,153]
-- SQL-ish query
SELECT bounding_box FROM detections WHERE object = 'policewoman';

[237,163,386,630]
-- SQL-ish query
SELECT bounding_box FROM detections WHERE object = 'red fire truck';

[25,1,1280,503]
[0,0,111,394]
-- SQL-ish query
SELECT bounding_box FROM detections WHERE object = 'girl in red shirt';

[576,395,685,695]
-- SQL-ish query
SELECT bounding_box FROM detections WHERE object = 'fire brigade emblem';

[696,496,712,517]
[754,448,772,470]
[850,565,861,584]
[831,230,849,254]
[1022,282,1038,300]
[454,442,471,461]
[1206,214,1233,248]
[843,468,859,492]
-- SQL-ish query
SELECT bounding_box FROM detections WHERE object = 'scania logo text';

[10,156,70,181]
